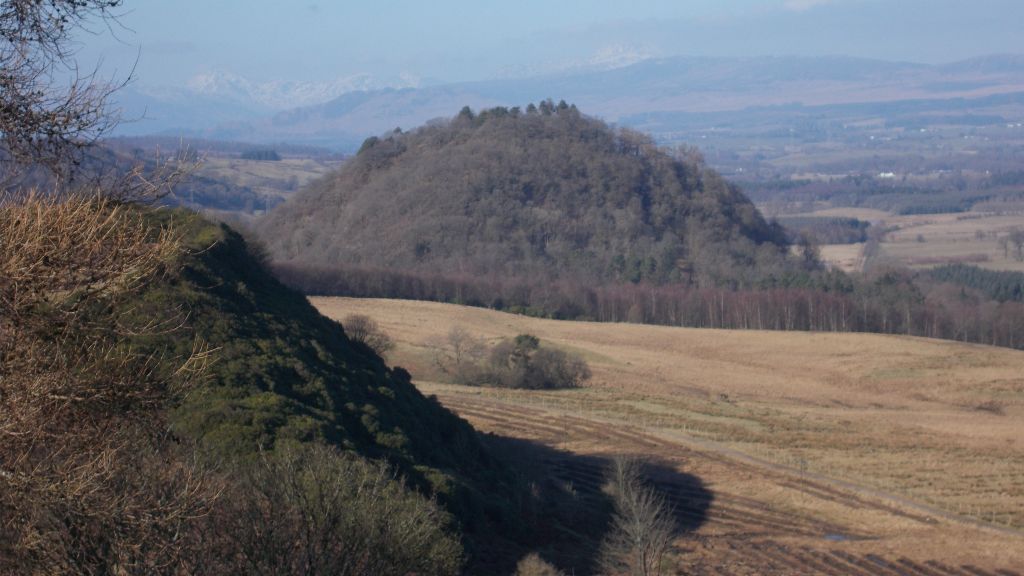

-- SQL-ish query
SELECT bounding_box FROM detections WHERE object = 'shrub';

[434,330,591,390]
[201,444,463,576]
[0,193,217,575]
[488,334,591,390]
[432,326,489,385]
[342,313,396,357]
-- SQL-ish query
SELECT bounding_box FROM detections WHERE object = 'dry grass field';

[876,212,1024,272]
[315,297,1024,575]
[817,243,866,273]
[197,157,341,205]
[792,208,1024,273]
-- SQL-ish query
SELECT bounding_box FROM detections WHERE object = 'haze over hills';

[113,54,1024,149]
[112,70,424,136]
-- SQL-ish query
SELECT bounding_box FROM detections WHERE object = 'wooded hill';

[258,103,1024,351]
[262,102,805,289]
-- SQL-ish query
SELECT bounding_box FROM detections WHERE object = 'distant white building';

[878,172,896,179]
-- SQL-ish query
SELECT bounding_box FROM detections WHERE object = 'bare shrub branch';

[199,444,463,576]
[342,313,395,358]
[0,1,127,183]
[0,192,218,574]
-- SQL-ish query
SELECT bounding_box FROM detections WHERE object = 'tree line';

[275,262,1024,350]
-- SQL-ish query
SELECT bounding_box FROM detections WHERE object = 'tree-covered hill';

[262,102,799,288]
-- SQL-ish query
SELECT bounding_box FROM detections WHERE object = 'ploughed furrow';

[445,394,866,538]
[547,457,852,540]
[847,552,933,576]
[713,540,955,576]
[443,405,569,439]
[895,557,964,576]
[962,566,1006,576]
[802,547,881,576]
[742,541,803,573]
[438,394,666,449]
[925,560,980,576]
[442,393,943,530]
[864,553,926,576]
[776,476,938,526]
[716,544,1014,576]
[439,400,610,443]
[760,542,852,576]
[431,392,1021,575]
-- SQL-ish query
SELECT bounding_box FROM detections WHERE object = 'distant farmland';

[316,297,1024,575]
[790,207,1024,273]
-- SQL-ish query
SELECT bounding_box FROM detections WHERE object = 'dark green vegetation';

[240,148,282,161]
[776,216,871,245]
[140,209,539,558]
[152,210,492,474]
[263,103,799,289]
[927,264,1024,302]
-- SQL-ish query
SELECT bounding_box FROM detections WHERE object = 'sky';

[78,0,1024,87]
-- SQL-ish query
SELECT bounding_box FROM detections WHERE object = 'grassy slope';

[132,210,515,531]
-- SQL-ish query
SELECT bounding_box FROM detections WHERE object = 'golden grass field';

[315,297,1024,575]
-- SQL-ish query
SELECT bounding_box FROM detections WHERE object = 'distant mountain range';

[111,54,1024,151]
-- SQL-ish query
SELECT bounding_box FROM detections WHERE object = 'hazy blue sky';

[79,0,1024,86]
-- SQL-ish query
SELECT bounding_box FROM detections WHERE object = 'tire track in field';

[435,391,1024,576]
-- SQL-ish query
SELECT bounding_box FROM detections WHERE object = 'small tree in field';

[599,457,676,576]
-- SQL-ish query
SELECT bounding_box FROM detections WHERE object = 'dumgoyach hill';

[262,103,1024,350]
[261,101,803,290]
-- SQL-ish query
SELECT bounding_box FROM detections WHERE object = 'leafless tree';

[599,457,677,576]
[1,0,128,185]
[430,325,487,379]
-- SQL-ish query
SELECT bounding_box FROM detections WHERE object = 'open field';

[876,211,1024,272]
[315,297,1024,574]
[197,156,341,207]
[818,243,866,274]
[791,207,1024,273]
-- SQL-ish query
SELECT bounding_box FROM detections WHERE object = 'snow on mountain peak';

[183,71,421,110]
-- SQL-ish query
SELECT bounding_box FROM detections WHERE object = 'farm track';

[435,392,1023,576]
